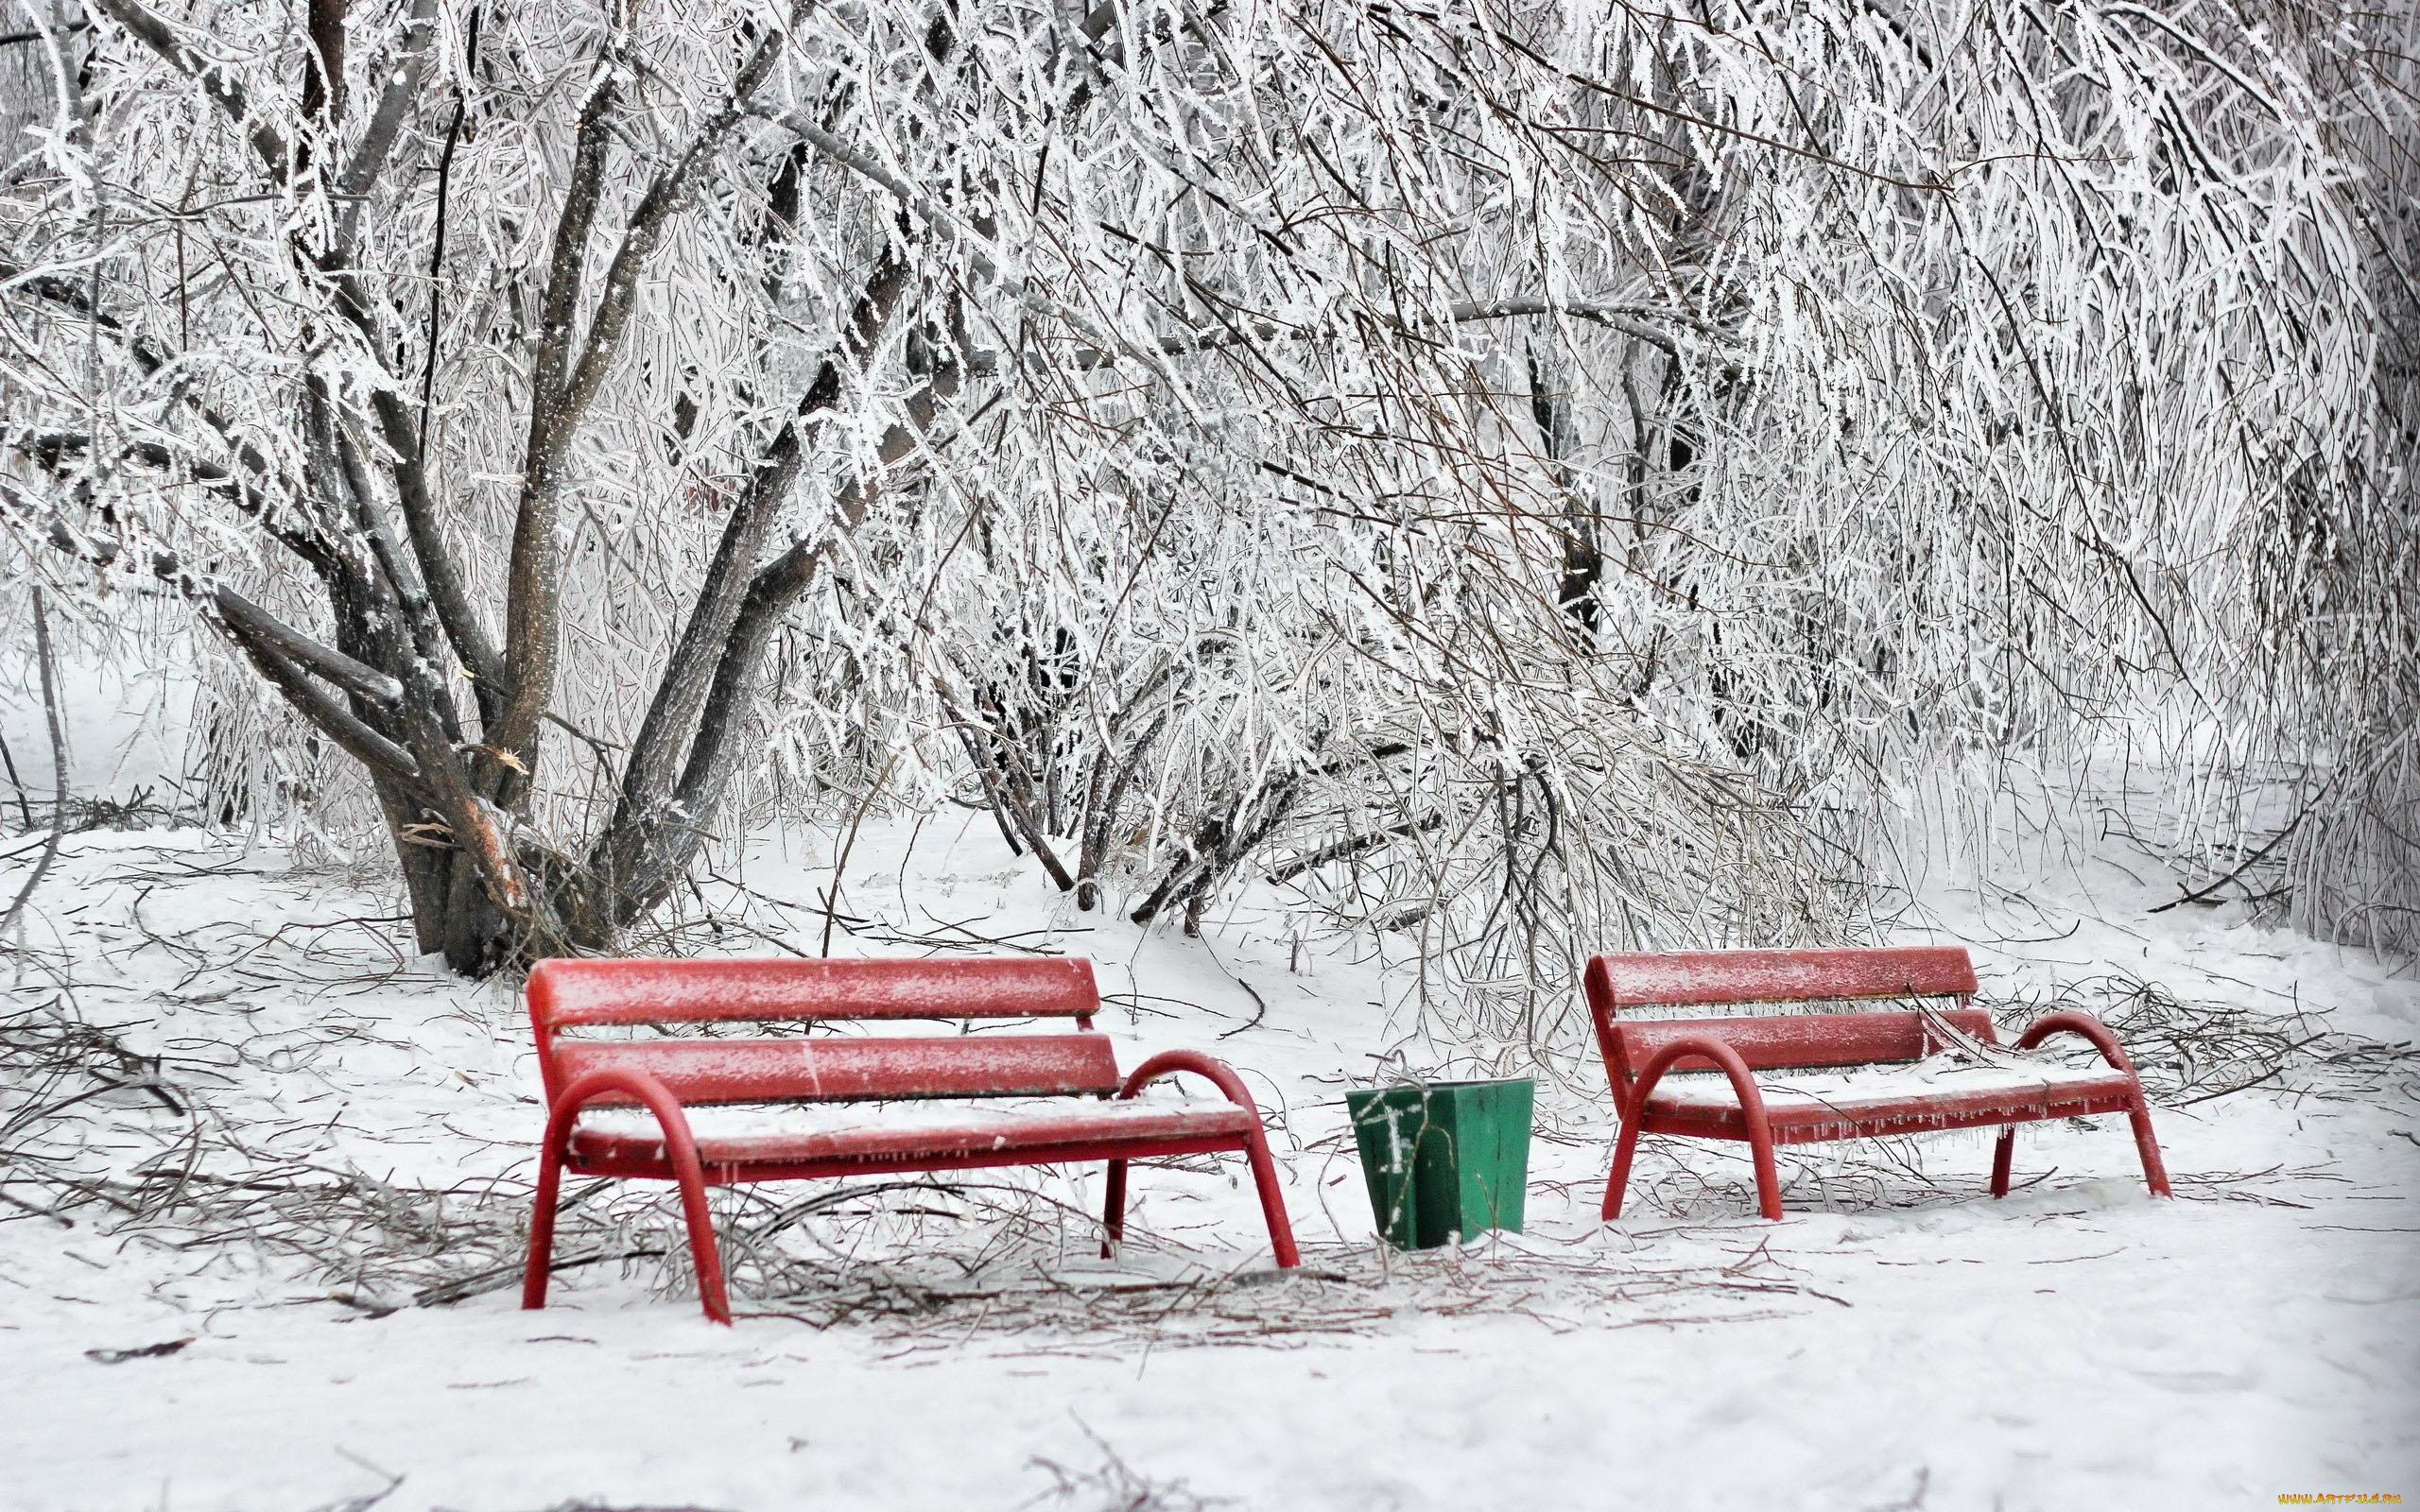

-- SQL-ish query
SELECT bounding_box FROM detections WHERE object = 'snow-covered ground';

[3,816,2414,1511]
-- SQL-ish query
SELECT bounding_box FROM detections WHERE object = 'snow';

[0,641,194,807]
[1645,1057,2130,1109]
[3,817,2415,1510]
[572,1093,1244,1145]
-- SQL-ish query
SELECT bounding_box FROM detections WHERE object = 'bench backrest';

[527,957,1115,1108]
[1584,947,1987,1091]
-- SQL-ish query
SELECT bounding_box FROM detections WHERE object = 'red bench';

[1587,946,2172,1220]
[520,956,1299,1322]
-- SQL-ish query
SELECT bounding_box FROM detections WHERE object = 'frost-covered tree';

[1,0,2409,1000]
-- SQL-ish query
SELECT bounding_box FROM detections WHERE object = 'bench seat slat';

[568,1100,1256,1173]
[551,1035,1122,1105]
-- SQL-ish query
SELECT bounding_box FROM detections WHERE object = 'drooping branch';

[1119,293,1714,365]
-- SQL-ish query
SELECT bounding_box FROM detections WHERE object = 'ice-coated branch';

[85,0,290,179]
[329,0,442,255]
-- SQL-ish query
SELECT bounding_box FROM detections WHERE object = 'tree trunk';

[374,776,528,973]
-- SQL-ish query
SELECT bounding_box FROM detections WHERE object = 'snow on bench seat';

[570,1094,1257,1170]
[1640,1056,2143,1142]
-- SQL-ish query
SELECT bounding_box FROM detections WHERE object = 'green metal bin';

[1344,1077,1534,1250]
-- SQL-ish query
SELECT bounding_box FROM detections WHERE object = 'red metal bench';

[520,956,1299,1322]
[1587,946,2172,1220]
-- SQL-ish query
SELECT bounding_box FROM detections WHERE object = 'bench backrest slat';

[1584,947,1977,1009]
[1585,947,1984,1091]
[529,957,1100,1030]
[550,1035,1121,1106]
[1600,1009,1997,1086]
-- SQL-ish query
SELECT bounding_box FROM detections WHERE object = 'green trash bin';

[1344,1077,1534,1250]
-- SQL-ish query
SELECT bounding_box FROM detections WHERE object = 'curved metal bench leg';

[1990,1126,2017,1197]
[1100,1158,1128,1259]
[1606,1040,1784,1221]
[1241,1129,1301,1268]
[527,1071,731,1324]
[2128,1097,2173,1197]
[668,1152,730,1325]
[1601,1117,1644,1221]
[1744,1117,1783,1221]
[522,1127,570,1311]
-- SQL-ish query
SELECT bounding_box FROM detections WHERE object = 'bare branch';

[211,586,402,707]
[217,620,423,782]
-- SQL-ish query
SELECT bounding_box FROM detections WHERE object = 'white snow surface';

[1645,1057,2129,1109]
[2,816,2415,1511]
[571,1093,1251,1146]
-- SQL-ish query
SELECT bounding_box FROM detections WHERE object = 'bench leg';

[1609,1127,1784,1221]
[1600,1119,1644,1221]
[1102,1143,1295,1269]
[1605,1042,1785,1222]
[1100,1158,1128,1259]
[2128,1098,2174,1197]
[524,1071,732,1325]
[669,1157,731,1326]
[525,1163,730,1325]
[1744,1124,1784,1221]
[522,1143,567,1311]
[1240,1128,1301,1268]
[1991,1105,2171,1201]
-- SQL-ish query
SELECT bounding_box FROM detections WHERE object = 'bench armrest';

[530,1064,726,1323]
[1115,1049,1266,1118]
[1625,1035,1773,1127]
[544,1065,705,1165]
[2010,1010,2142,1077]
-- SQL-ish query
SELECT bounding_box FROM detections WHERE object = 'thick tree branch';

[301,0,343,122]
[623,362,959,920]
[598,240,912,881]
[331,0,441,254]
[213,586,402,706]
[495,18,797,772]
[492,74,619,767]
[221,621,422,781]
[369,391,502,693]
[553,22,796,430]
